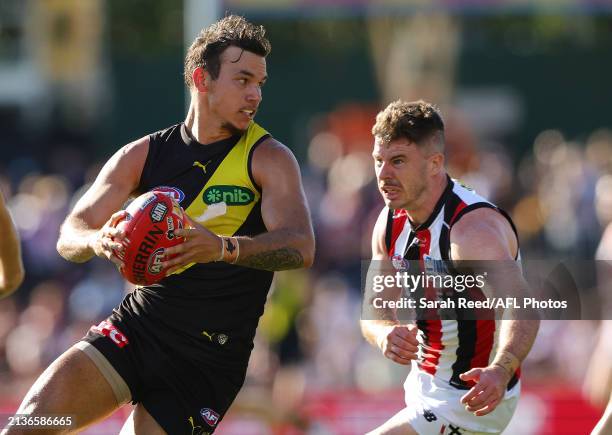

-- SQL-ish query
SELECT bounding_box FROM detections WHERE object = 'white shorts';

[404,367,520,434]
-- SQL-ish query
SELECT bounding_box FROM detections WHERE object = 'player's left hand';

[161,215,222,274]
[459,365,511,416]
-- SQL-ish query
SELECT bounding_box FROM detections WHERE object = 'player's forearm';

[56,218,98,263]
[491,319,539,376]
[231,228,315,271]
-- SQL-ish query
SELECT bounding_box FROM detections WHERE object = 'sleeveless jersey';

[125,121,273,368]
[384,176,521,390]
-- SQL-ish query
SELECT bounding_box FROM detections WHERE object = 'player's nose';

[246,85,262,104]
[378,161,393,179]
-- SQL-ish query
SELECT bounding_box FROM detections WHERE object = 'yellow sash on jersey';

[172,121,268,275]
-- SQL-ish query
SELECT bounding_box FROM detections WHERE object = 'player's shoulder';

[449,177,493,207]
[148,122,184,145]
[250,136,301,190]
[255,136,294,157]
[252,136,299,169]
[450,207,516,260]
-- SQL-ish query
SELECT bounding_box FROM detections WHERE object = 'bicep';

[69,137,149,229]
[253,141,312,233]
[450,209,516,261]
[451,209,528,301]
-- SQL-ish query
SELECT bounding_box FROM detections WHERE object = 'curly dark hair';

[184,15,271,88]
[372,100,445,149]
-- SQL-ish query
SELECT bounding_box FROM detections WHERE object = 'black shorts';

[81,292,248,435]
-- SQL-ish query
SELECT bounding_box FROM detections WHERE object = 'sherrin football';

[113,190,187,285]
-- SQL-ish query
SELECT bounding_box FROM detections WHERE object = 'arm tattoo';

[238,247,304,271]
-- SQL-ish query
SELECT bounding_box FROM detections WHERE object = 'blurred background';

[1,0,612,433]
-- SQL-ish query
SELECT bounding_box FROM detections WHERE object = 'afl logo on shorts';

[200,408,220,427]
[152,186,185,203]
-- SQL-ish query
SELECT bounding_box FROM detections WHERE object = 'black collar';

[409,174,453,231]
[180,123,241,151]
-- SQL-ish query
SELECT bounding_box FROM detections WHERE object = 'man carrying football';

[7,16,314,435]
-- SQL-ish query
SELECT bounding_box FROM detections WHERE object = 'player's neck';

[185,101,232,145]
[406,172,448,227]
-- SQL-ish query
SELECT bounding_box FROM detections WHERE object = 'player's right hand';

[377,324,419,365]
[89,210,128,267]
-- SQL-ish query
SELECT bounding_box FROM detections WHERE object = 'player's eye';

[237,78,247,85]
[392,158,404,165]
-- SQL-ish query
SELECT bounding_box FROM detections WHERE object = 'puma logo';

[187,416,207,435]
[193,160,212,174]
[201,330,228,346]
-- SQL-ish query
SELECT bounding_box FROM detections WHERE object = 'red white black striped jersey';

[384,175,521,390]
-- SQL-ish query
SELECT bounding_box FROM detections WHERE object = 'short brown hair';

[372,100,445,149]
[184,15,271,88]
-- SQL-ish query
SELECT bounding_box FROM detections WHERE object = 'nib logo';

[203,185,254,206]
[206,188,222,203]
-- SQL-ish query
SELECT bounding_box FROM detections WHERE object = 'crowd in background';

[1,104,611,432]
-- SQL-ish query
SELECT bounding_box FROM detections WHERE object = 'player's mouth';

[381,185,401,200]
[239,108,256,119]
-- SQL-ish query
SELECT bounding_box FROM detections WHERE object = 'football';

[113,190,187,285]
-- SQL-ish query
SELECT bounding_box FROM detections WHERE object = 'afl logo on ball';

[152,186,185,203]
[147,248,165,275]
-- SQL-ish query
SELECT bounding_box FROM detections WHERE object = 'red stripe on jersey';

[416,228,431,259]
[449,201,467,226]
[389,210,408,255]
[470,320,495,371]
[417,228,444,376]
[420,320,444,376]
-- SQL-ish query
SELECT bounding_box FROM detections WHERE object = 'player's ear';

[193,67,208,93]
[429,152,444,175]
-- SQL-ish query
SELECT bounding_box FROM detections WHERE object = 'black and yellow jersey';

[121,121,274,368]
